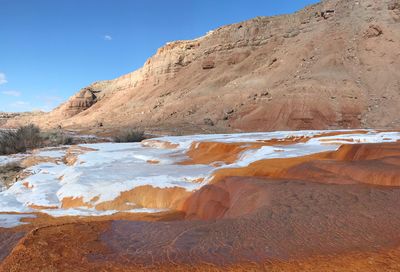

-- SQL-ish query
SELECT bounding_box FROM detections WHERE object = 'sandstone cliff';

[7,0,400,133]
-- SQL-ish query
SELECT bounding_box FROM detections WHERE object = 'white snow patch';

[146,130,366,149]
[35,149,66,158]
[0,154,26,166]
[0,129,398,218]
[0,213,36,228]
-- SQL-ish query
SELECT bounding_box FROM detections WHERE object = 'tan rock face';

[64,88,98,117]
[5,0,400,132]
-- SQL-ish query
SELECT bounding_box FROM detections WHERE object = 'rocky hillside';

[0,112,43,127]
[6,0,400,133]
[0,113,19,127]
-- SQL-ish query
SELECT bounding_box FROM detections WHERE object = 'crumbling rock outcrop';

[201,58,215,69]
[64,88,98,117]
[364,24,383,38]
[388,0,400,21]
[388,0,400,10]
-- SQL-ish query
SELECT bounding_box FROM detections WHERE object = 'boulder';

[364,25,383,38]
[202,59,215,69]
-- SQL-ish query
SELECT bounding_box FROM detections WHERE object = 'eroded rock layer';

[3,178,400,271]
[211,142,400,186]
[5,0,400,133]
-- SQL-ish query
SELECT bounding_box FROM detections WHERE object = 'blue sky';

[0,0,319,112]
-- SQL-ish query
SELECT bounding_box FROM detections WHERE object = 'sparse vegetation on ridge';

[113,129,146,143]
[0,124,74,155]
[0,124,43,155]
[41,130,74,146]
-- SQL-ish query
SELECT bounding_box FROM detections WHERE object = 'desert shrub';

[17,124,42,149]
[40,130,74,146]
[0,131,22,155]
[113,129,146,143]
[0,161,23,190]
[0,124,43,155]
[62,136,74,145]
[0,161,22,174]
[0,125,76,155]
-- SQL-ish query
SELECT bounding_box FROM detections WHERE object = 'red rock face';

[6,0,400,132]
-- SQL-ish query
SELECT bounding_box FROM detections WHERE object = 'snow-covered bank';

[0,129,399,226]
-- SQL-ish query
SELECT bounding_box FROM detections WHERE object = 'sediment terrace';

[1,129,400,271]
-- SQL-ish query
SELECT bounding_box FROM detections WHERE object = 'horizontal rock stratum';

[5,0,400,133]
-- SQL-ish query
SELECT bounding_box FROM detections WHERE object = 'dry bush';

[0,161,23,190]
[113,129,146,143]
[0,124,43,155]
[41,130,74,146]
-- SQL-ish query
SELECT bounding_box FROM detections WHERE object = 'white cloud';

[1,90,21,97]
[12,101,29,106]
[103,35,112,41]
[0,73,7,85]
[11,101,29,107]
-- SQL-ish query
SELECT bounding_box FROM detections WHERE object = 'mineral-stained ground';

[1,130,400,271]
